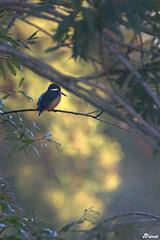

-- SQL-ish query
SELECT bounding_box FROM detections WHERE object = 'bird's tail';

[37,107,41,116]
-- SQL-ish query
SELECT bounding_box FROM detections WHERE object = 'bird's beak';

[61,92,67,97]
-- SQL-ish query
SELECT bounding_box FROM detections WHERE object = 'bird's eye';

[50,88,58,91]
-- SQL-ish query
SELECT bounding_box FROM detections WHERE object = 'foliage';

[0,178,104,240]
[0,81,59,159]
[0,177,58,239]
[1,176,160,240]
[0,0,159,151]
[0,1,160,240]
[0,25,59,158]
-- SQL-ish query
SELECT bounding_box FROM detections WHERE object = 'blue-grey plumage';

[37,84,67,116]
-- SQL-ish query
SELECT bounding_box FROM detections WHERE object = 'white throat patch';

[50,88,59,91]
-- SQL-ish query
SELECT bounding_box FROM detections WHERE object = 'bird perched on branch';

[37,83,67,116]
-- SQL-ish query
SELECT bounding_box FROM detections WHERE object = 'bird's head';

[48,83,67,96]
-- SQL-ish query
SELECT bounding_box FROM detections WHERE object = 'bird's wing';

[38,91,58,109]
[37,91,46,107]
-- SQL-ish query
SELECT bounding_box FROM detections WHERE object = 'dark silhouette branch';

[1,108,38,114]
[1,108,130,133]
[0,46,155,139]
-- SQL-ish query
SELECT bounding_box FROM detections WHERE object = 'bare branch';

[0,45,160,146]
[77,218,160,240]
[141,81,160,110]
[77,212,160,240]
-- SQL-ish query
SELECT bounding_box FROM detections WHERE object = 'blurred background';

[0,15,160,239]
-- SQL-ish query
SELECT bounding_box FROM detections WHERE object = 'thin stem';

[5,16,17,33]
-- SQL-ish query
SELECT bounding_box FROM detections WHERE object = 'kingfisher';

[37,83,67,116]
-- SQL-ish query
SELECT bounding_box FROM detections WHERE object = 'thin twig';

[5,16,17,33]
[102,211,160,224]
[1,108,130,133]
[1,108,38,114]
[141,81,160,110]
[95,110,103,118]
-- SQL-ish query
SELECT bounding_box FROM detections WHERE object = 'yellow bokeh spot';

[45,189,103,222]
[46,190,65,209]
[104,174,121,191]
[19,164,33,177]
[98,141,123,168]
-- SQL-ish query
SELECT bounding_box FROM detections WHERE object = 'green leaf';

[1,94,10,100]
[3,235,21,239]
[30,131,34,140]
[44,133,52,137]
[44,137,53,143]
[0,201,15,212]
[7,61,16,76]
[38,141,44,148]
[2,216,27,230]
[18,144,28,155]
[4,136,18,142]
[22,139,34,144]
[27,30,39,40]
[17,131,24,140]
[21,43,33,51]
[19,91,33,102]
[53,139,61,146]
[25,40,37,45]
[44,137,61,146]
[18,122,24,128]
[11,58,23,71]
[30,208,38,224]
[0,90,11,94]
[6,114,13,121]
[18,77,25,88]
[31,121,44,133]
[11,143,19,153]
[0,90,12,101]
[0,34,22,47]
[76,219,85,224]
[0,60,6,80]
[32,146,40,160]
[53,12,75,41]
[15,112,23,122]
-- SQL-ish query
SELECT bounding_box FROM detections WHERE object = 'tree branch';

[77,212,160,240]
[1,108,130,133]
[1,45,160,146]
[0,45,129,124]
[77,218,160,240]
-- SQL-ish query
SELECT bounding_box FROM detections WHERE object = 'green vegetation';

[0,0,160,239]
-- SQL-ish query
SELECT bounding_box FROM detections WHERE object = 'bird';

[37,83,67,116]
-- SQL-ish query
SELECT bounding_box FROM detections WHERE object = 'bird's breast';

[45,94,61,111]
